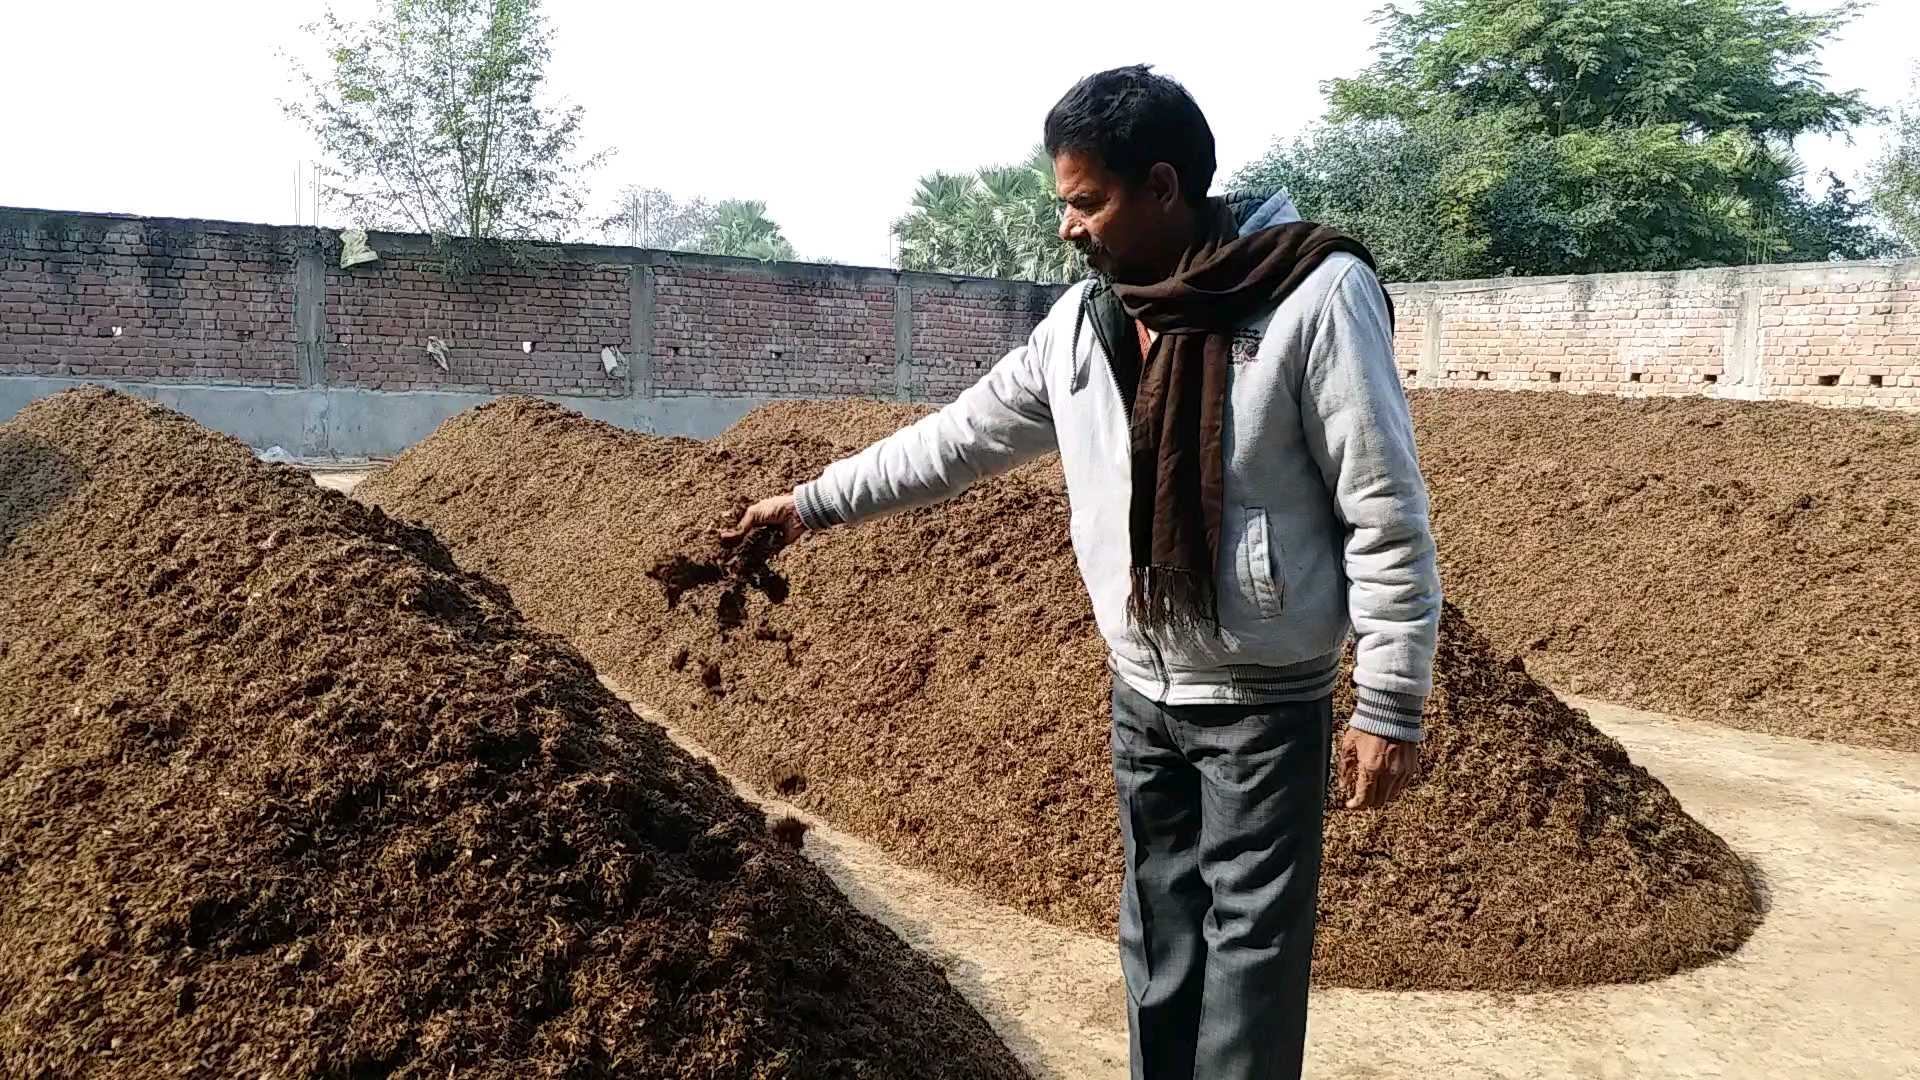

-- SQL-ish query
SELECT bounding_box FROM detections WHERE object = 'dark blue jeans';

[1111,678,1332,1080]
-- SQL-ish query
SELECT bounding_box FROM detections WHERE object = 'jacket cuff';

[792,481,843,531]
[1349,685,1426,743]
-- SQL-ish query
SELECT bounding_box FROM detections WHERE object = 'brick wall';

[0,208,1068,406]
[0,213,298,385]
[1761,280,1920,403]
[1390,299,1427,389]
[1425,282,1735,394]
[327,249,628,395]
[652,268,896,398]
[5,207,1919,413]
[909,283,1057,403]
[1389,261,1920,408]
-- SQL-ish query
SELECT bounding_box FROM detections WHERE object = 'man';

[726,65,1439,1080]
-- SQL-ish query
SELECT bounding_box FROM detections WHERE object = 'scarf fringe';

[1126,565,1220,640]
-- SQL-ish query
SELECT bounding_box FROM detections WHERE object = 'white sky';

[3,0,1914,267]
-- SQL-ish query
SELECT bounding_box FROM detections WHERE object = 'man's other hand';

[721,494,805,546]
[1338,727,1419,810]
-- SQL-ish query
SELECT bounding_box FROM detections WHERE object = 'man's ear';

[1146,162,1183,210]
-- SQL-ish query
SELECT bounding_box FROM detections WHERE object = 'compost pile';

[0,389,1024,1078]
[366,397,1758,990]
[1410,389,1920,751]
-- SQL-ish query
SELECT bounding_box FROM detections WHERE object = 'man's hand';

[721,493,806,546]
[1338,727,1420,810]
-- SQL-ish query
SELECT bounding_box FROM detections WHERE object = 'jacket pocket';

[1237,506,1286,620]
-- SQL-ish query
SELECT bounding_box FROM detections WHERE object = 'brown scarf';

[1110,203,1390,636]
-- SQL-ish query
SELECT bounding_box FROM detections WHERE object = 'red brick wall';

[5,209,1918,412]
[908,284,1054,402]
[327,250,628,395]
[0,214,298,384]
[651,268,896,398]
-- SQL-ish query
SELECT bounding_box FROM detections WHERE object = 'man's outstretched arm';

[726,316,1058,540]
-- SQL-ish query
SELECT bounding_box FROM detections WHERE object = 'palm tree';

[690,200,797,261]
[893,146,1084,282]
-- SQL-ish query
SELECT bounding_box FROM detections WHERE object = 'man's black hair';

[1043,64,1216,206]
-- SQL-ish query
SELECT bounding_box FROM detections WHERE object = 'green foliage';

[599,189,806,261]
[1867,69,1920,252]
[1782,170,1914,260]
[1238,113,1547,280]
[286,0,607,275]
[1240,0,1897,278]
[1328,0,1872,139]
[685,200,796,262]
[892,146,1084,283]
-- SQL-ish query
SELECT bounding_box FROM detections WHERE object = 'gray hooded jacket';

[794,191,1439,741]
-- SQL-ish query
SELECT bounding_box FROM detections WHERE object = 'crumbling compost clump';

[650,526,789,635]
[0,388,1024,1079]
[367,396,1759,990]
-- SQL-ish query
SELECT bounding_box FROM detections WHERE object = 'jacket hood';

[1227,188,1302,236]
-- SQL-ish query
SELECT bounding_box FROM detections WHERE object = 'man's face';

[1053,149,1184,285]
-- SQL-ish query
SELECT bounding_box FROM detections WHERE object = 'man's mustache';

[1072,237,1109,261]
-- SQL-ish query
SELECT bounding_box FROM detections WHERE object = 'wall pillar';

[293,237,327,388]
[1419,297,1445,388]
[630,264,656,399]
[892,283,914,403]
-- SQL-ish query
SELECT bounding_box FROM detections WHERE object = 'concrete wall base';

[0,379,774,460]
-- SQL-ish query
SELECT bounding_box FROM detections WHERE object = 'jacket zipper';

[1081,283,1130,423]
[1079,284,1171,694]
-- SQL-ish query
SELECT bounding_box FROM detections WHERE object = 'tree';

[1867,68,1920,251]
[1238,0,1896,278]
[597,190,799,260]
[1238,113,1559,281]
[893,146,1084,282]
[1329,0,1871,140]
[1782,170,1913,260]
[686,200,796,261]
[599,186,717,250]
[286,0,606,273]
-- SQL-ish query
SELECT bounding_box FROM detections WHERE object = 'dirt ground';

[723,393,1920,752]
[633,684,1920,1080]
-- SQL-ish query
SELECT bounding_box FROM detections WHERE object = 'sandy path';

[310,468,380,493]
[630,691,1920,1080]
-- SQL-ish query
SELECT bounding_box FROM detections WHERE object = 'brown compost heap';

[0,388,1024,1078]
[363,396,1760,990]
[1410,389,1920,751]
